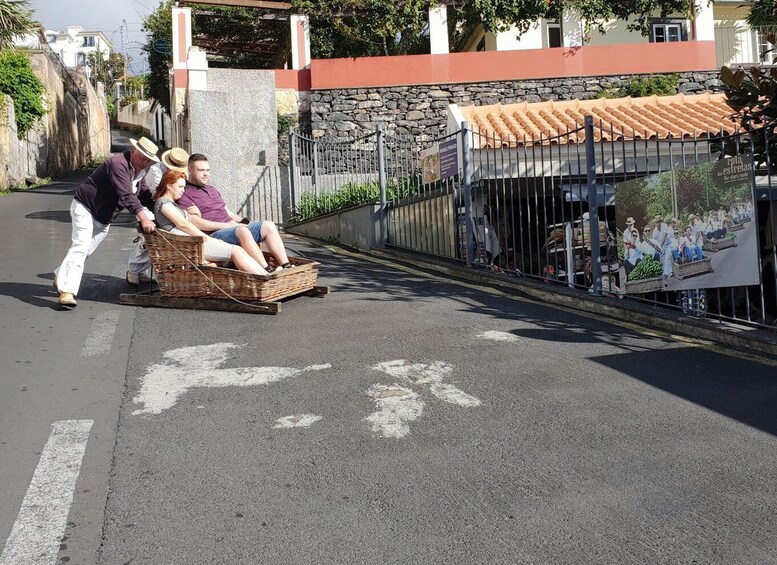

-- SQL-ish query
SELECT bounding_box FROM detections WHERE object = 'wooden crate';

[672,255,713,280]
[703,237,737,252]
[625,276,664,294]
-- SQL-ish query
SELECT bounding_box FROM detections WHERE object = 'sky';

[27,0,160,75]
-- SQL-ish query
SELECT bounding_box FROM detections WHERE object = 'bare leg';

[236,225,269,269]
[230,247,268,275]
[260,221,290,265]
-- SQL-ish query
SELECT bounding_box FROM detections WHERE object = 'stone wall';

[310,71,721,142]
[0,51,109,189]
[187,69,286,223]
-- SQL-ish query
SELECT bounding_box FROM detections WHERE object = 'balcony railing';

[716,25,777,67]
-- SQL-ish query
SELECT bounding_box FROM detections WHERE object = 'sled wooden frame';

[118,229,328,314]
[119,286,330,315]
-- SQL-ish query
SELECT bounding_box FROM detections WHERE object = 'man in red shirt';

[177,154,292,271]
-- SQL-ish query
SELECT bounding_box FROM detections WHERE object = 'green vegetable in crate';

[628,256,663,281]
[725,232,737,240]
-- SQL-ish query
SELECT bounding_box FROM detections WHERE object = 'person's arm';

[186,214,237,232]
[225,208,245,223]
[160,203,210,239]
[109,159,145,218]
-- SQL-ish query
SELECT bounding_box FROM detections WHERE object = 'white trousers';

[127,208,153,276]
[54,199,110,295]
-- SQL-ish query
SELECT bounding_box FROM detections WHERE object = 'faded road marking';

[80,310,121,357]
[476,330,519,343]
[0,420,93,565]
[132,342,331,415]
[366,360,480,438]
[274,414,322,428]
[365,385,423,438]
[372,360,481,407]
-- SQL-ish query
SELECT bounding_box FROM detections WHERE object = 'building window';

[756,30,773,63]
[47,34,56,43]
[547,20,562,48]
[82,36,94,47]
[76,52,86,66]
[650,21,686,43]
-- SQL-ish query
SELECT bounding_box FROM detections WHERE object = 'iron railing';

[288,122,777,331]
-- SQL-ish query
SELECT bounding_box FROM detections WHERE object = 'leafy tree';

[719,65,777,166]
[0,50,45,137]
[87,51,125,95]
[292,0,693,57]
[142,0,173,111]
[0,0,36,50]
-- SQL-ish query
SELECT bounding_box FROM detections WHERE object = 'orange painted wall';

[274,41,717,92]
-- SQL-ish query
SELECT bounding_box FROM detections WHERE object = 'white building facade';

[44,26,112,69]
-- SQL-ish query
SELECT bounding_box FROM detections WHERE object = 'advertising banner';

[420,138,459,185]
[614,156,759,294]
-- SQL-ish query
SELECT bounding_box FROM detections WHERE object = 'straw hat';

[161,147,189,173]
[129,137,160,162]
[653,215,663,223]
[625,217,635,225]
[688,213,696,221]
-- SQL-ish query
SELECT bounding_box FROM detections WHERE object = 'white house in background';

[438,0,763,67]
[43,26,112,69]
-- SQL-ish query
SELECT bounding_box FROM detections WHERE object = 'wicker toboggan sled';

[119,230,328,314]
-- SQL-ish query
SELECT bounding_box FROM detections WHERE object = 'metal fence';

[288,121,777,331]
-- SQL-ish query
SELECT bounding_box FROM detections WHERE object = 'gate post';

[288,128,298,213]
[584,115,602,295]
[312,139,320,198]
[376,124,388,247]
[461,121,475,267]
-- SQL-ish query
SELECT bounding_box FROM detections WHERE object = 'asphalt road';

[1,148,777,564]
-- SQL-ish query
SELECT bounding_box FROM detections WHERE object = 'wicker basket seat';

[144,229,319,302]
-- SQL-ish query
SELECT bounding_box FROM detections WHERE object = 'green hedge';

[0,51,46,138]
[291,178,422,223]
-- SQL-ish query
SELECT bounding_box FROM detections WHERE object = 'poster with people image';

[614,155,759,294]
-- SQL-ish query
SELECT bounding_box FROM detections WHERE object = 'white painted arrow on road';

[132,342,330,415]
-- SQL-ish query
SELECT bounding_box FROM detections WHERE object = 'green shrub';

[277,113,297,135]
[0,51,46,138]
[290,178,423,223]
[595,74,680,99]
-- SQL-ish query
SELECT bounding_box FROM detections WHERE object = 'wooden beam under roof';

[179,0,291,9]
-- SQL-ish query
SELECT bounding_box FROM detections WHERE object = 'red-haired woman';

[152,170,268,275]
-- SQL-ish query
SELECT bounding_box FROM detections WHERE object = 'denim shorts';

[210,220,264,244]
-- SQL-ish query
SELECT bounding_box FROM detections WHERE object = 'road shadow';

[591,348,777,437]
[0,274,137,310]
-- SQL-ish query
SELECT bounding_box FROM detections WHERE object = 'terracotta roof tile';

[459,93,737,148]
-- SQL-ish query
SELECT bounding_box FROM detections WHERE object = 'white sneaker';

[126,271,153,285]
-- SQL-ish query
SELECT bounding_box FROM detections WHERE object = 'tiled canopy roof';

[459,93,738,148]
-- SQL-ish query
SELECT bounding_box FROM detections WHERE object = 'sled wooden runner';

[119,285,330,315]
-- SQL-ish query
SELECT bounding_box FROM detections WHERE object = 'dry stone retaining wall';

[309,71,720,142]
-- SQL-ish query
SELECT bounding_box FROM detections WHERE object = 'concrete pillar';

[693,0,715,41]
[170,4,192,131]
[290,14,310,70]
[187,47,208,91]
[429,4,449,54]
[562,10,584,47]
